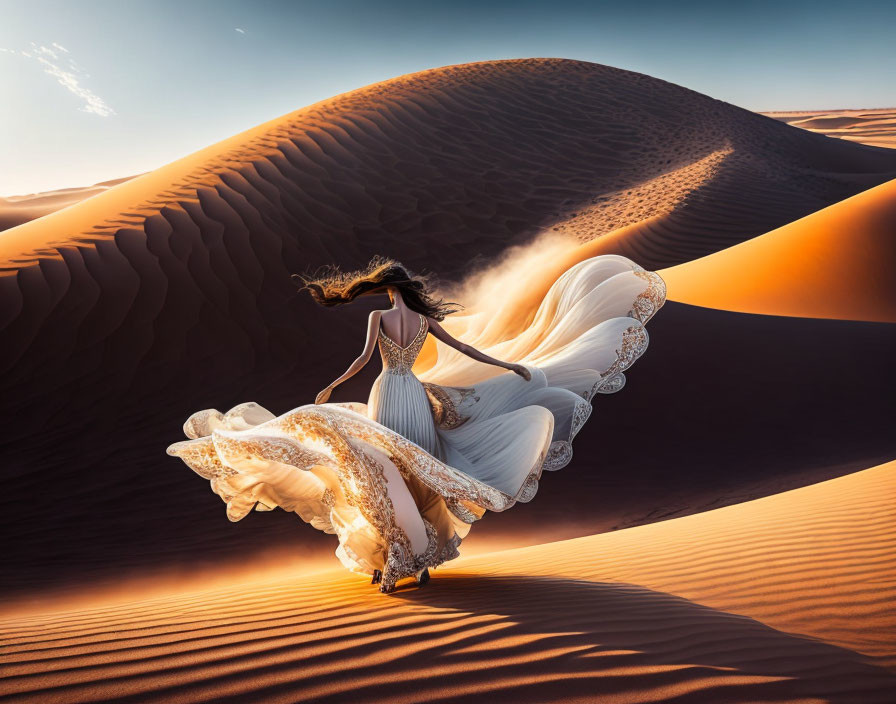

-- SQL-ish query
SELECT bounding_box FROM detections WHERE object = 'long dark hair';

[291,255,463,321]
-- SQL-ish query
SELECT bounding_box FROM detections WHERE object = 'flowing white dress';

[167,254,666,591]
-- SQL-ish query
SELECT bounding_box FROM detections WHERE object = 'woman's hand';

[509,364,531,381]
[315,385,335,404]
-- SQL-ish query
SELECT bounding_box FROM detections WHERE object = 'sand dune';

[656,178,896,322]
[764,107,896,149]
[1,459,893,703]
[0,176,137,233]
[5,105,892,236]
[3,59,896,598]
[4,59,896,275]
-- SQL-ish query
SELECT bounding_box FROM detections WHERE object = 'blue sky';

[1,0,893,195]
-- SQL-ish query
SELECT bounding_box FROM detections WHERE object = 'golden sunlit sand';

[657,177,896,322]
[0,175,137,233]
[2,460,893,703]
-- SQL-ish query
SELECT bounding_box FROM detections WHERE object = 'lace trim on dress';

[168,435,235,479]
[183,409,224,440]
[628,268,667,324]
[214,433,333,474]
[543,441,572,471]
[585,324,650,400]
[381,516,436,591]
[525,326,639,478]
[539,396,593,474]
[380,516,464,592]
[570,397,593,441]
[444,497,486,523]
[507,429,552,505]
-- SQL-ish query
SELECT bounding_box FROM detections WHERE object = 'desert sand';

[2,460,893,702]
[764,107,896,149]
[0,176,137,233]
[1,58,894,702]
[657,177,896,322]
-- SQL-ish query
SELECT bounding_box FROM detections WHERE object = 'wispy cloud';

[235,27,246,34]
[1,42,115,117]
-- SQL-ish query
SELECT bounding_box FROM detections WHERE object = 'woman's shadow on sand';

[369,573,896,704]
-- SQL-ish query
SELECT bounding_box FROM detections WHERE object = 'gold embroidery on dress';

[168,436,236,479]
[378,313,428,376]
[422,383,478,429]
[444,497,486,523]
[587,324,649,399]
[275,406,477,588]
[629,268,667,324]
[570,398,593,440]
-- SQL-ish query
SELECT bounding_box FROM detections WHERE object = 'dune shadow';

[18,573,895,704]
[374,573,894,704]
[137,573,896,704]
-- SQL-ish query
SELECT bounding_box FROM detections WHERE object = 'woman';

[167,254,665,593]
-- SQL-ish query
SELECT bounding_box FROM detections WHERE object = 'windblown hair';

[291,256,463,321]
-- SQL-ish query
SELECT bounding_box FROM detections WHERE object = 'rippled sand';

[2,460,894,702]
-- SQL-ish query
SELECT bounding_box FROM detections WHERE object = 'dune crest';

[3,58,896,273]
[657,178,896,322]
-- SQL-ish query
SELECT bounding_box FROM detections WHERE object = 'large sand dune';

[2,459,893,703]
[3,61,895,275]
[657,177,896,322]
[2,58,896,598]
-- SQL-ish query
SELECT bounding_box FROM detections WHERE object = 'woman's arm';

[426,317,531,381]
[315,310,383,404]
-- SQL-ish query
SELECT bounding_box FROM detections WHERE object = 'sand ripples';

[2,461,894,703]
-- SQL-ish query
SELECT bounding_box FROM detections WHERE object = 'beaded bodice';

[378,313,428,376]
